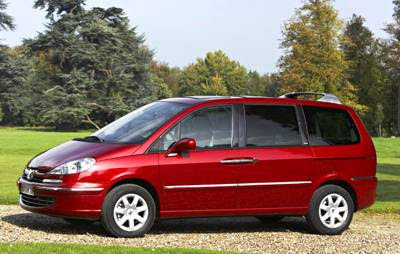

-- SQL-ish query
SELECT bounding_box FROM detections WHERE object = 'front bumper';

[17,177,106,219]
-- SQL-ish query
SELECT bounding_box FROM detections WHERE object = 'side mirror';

[166,138,196,157]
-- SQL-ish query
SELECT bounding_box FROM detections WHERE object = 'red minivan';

[17,92,377,237]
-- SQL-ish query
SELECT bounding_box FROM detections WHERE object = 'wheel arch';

[318,180,358,211]
[107,178,160,217]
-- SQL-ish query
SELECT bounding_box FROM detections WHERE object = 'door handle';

[220,158,256,164]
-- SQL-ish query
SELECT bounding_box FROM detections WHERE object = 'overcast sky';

[0,0,395,73]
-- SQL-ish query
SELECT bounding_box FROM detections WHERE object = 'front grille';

[22,175,43,183]
[23,167,61,184]
[23,167,44,183]
[20,194,54,208]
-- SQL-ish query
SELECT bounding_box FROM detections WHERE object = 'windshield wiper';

[73,135,104,143]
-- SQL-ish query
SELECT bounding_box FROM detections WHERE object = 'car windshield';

[92,101,190,144]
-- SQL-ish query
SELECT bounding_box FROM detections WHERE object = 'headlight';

[49,158,96,175]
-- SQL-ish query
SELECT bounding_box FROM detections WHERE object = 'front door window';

[156,105,233,151]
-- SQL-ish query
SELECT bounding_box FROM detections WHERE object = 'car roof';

[161,95,352,111]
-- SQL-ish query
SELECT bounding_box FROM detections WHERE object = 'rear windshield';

[303,106,360,146]
[93,101,190,144]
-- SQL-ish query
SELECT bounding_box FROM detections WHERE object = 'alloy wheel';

[113,193,149,232]
[318,193,348,229]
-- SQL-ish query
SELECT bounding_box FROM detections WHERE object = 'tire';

[63,218,94,225]
[306,184,354,235]
[255,215,285,222]
[101,184,156,237]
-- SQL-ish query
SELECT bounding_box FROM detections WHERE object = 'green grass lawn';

[0,127,399,212]
[368,138,400,213]
[0,243,233,254]
[0,127,90,204]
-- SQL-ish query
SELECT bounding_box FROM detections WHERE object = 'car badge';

[27,169,36,180]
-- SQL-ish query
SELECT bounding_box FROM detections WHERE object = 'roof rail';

[279,92,342,104]
[185,96,240,100]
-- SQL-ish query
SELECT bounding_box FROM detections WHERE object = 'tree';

[342,15,388,135]
[199,74,228,95]
[264,73,281,97]
[179,50,248,96]
[244,71,276,96]
[0,0,31,126]
[150,61,181,96]
[375,103,385,137]
[33,0,85,19]
[0,0,14,31]
[383,0,400,135]
[278,0,362,110]
[25,0,167,129]
[0,46,35,125]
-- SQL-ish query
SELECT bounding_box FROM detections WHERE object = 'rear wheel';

[306,185,354,235]
[101,184,156,237]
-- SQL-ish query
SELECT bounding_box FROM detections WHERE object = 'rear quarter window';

[303,106,360,146]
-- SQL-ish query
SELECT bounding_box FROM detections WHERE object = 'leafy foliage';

[34,0,85,19]
[244,71,276,96]
[0,46,35,126]
[278,0,362,110]
[342,15,388,136]
[150,62,181,96]
[383,0,400,135]
[179,50,248,96]
[0,0,399,136]
[0,0,14,31]
[23,0,168,129]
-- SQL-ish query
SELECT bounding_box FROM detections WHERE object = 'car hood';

[28,140,141,172]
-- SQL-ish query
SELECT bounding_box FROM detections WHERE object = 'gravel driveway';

[0,205,399,253]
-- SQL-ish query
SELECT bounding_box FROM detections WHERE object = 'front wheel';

[306,185,354,235]
[101,184,156,237]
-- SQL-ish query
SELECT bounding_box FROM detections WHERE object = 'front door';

[236,104,317,210]
[157,105,240,214]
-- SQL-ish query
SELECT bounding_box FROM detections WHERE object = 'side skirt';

[159,207,308,218]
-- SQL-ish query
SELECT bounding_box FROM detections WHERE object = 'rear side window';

[245,105,302,147]
[303,106,360,146]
